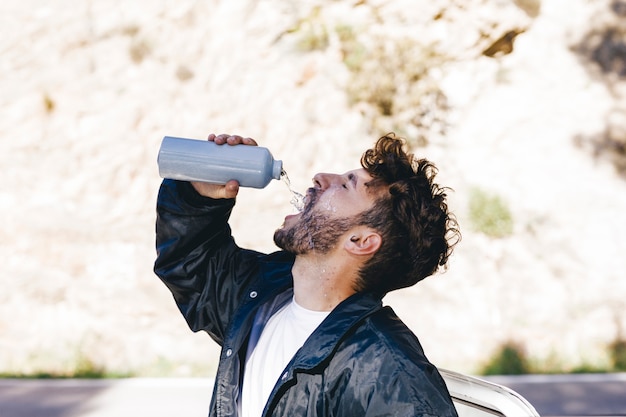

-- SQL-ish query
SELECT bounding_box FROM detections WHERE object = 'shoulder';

[330,305,438,378]
[367,306,429,361]
[350,306,429,366]
[330,306,456,415]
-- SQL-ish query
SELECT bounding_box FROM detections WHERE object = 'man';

[154,133,461,417]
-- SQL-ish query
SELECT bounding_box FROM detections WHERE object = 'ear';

[344,229,382,256]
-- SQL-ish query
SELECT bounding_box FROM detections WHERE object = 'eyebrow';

[363,177,385,194]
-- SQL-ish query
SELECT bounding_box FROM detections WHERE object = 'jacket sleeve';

[153,179,265,345]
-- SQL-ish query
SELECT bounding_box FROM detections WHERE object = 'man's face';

[274,168,379,254]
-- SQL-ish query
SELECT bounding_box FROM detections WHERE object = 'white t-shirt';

[241,298,329,417]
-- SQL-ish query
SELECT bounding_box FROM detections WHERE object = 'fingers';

[240,136,257,146]
[191,180,240,199]
[193,133,253,199]
[207,133,258,146]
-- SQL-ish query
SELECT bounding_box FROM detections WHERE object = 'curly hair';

[353,133,460,296]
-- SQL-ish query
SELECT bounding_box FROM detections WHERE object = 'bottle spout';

[272,160,283,180]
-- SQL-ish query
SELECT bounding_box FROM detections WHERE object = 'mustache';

[302,188,319,214]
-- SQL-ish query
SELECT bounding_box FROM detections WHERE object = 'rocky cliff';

[1,0,625,376]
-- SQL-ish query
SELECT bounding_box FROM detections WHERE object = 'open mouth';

[284,189,317,223]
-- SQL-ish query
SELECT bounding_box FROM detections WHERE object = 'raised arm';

[154,134,264,344]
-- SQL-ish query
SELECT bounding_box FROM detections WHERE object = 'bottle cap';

[272,160,283,180]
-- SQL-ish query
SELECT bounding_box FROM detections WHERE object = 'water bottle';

[157,136,283,189]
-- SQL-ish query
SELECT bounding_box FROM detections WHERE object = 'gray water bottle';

[157,136,283,189]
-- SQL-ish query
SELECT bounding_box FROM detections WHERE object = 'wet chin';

[273,226,306,254]
[274,213,354,255]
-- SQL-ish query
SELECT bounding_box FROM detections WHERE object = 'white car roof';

[440,369,540,417]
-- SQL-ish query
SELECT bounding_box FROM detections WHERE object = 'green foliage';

[569,363,610,374]
[468,187,514,238]
[340,33,451,146]
[0,353,131,379]
[290,6,330,52]
[481,341,531,375]
[609,338,626,371]
[479,334,626,375]
[336,24,366,72]
[296,25,329,52]
[286,9,453,147]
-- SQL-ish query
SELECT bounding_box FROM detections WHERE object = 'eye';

[343,173,356,189]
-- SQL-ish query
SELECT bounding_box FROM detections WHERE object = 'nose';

[313,173,343,190]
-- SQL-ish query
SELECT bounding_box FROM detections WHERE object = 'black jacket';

[154,179,458,417]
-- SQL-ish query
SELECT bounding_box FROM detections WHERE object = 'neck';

[291,252,358,312]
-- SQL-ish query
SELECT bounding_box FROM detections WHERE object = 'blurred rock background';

[1,0,625,377]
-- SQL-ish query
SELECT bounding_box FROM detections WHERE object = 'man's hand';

[191,133,258,199]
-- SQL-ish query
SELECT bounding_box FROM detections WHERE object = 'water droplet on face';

[320,188,336,213]
[281,169,305,212]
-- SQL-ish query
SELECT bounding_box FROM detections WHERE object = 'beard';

[274,189,358,255]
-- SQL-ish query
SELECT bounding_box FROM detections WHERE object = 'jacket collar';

[290,291,383,370]
[226,253,383,371]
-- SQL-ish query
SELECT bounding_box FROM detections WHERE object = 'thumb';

[222,180,240,199]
